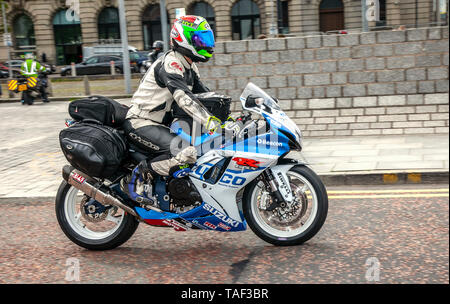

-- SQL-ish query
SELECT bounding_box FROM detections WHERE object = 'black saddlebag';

[172,92,232,123]
[59,122,127,178]
[69,96,129,127]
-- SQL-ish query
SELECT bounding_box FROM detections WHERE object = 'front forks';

[261,170,287,211]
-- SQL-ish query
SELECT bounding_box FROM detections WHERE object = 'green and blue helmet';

[170,15,215,63]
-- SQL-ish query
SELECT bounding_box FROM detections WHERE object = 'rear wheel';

[23,92,34,105]
[243,165,328,246]
[55,181,139,250]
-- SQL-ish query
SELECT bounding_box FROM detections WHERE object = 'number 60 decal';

[220,174,246,186]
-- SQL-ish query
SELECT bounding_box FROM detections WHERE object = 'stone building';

[0,0,447,64]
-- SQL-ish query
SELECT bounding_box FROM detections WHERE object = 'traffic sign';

[3,33,12,47]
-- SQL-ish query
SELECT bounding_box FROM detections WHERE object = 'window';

[319,0,344,33]
[319,0,344,9]
[376,0,387,27]
[53,10,83,65]
[142,5,170,50]
[98,7,121,41]
[231,0,261,40]
[279,0,289,34]
[188,2,216,35]
[86,57,99,64]
[13,14,35,47]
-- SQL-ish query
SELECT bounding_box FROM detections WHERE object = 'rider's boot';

[41,89,50,103]
[120,147,198,203]
[149,146,197,176]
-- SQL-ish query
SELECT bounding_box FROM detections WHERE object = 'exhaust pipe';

[62,165,141,220]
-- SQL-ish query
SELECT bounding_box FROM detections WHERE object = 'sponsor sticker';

[203,203,240,228]
[71,172,86,184]
[218,222,231,231]
[170,61,183,72]
[257,139,283,147]
[203,222,217,230]
[162,219,189,231]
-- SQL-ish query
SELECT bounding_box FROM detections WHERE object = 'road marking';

[328,193,449,199]
[2,136,48,150]
[323,188,449,199]
[327,189,449,194]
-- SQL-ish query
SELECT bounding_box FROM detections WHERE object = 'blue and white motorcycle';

[56,83,328,249]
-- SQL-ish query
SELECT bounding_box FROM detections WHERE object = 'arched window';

[231,0,261,40]
[13,14,35,47]
[319,0,344,33]
[53,10,82,65]
[98,7,121,41]
[187,2,216,35]
[142,5,170,50]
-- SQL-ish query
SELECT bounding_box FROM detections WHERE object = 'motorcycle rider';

[122,15,240,201]
[148,40,164,63]
[20,53,49,103]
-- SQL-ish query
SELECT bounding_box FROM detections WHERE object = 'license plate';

[18,84,28,92]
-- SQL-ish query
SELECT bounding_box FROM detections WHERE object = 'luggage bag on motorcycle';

[172,92,232,123]
[59,122,127,179]
[69,96,129,127]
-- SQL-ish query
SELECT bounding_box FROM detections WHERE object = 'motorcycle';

[8,70,50,105]
[55,83,328,250]
[140,51,164,74]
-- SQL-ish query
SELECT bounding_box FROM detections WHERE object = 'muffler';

[62,165,141,220]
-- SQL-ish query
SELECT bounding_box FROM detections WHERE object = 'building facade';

[1,0,448,64]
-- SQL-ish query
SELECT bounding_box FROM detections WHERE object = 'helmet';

[170,15,215,63]
[152,40,164,50]
[24,53,34,60]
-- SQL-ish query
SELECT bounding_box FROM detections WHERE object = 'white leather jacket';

[127,50,213,128]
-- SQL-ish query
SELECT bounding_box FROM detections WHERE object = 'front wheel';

[243,165,328,246]
[55,181,139,250]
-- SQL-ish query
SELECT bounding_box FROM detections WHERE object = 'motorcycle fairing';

[135,202,246,232]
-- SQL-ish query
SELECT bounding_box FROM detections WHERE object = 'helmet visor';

[191,30,215,49]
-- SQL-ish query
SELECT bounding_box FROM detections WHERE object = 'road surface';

[0,184,447,284]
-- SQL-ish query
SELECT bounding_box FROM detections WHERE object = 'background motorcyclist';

[148,40,164,63]
[20,53,49,103]
[122,15,240,201]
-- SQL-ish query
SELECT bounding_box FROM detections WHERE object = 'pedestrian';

[41,52,47,63]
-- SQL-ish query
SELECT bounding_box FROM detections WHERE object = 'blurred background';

[0,0,448,70]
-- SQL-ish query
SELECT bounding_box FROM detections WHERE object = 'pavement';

[0,99,448,200]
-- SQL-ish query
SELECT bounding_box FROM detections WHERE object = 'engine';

[167,177,202,208]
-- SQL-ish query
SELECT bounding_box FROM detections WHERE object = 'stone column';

[287,0,303,36]
[215,1,233,42]
[387,0,402,27]
[27,1,59,64]
[79,0,102,47]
